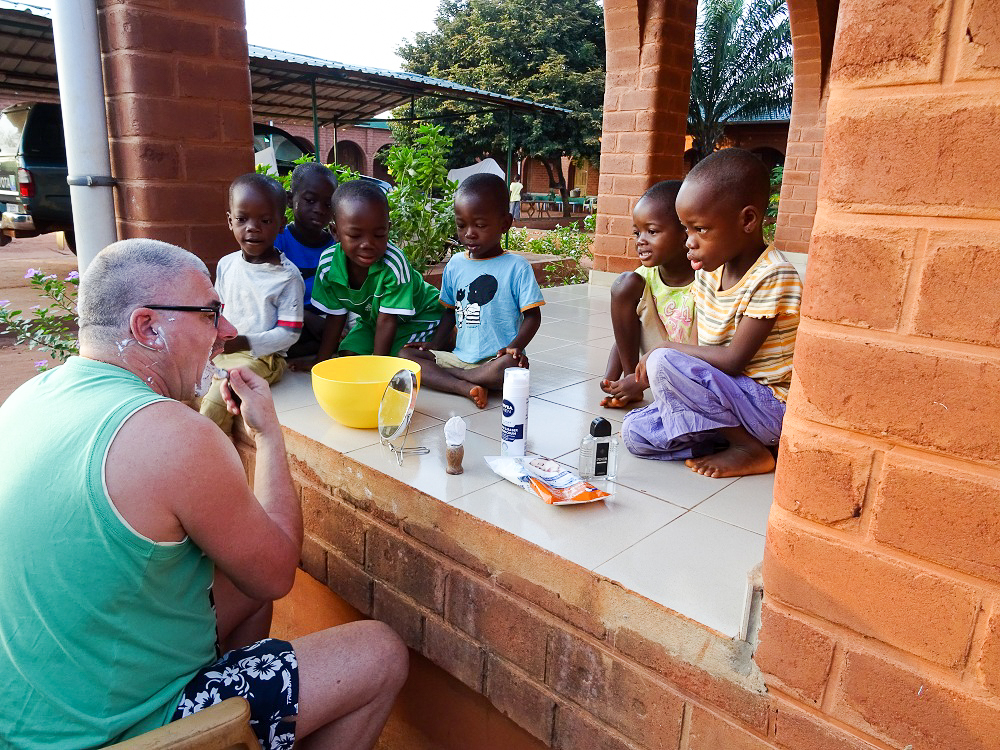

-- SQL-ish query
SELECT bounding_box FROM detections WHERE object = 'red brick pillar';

[758,1,1000,746]
[99,0,253,268]
[773,0,838,254]
[592,0,697,274]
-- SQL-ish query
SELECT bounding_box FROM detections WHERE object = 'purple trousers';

[621,349,786,460]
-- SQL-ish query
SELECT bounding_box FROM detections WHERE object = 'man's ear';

[130,308,161,350]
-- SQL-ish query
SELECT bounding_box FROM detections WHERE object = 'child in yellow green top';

[601,180,696,409]
[622,149,802,478]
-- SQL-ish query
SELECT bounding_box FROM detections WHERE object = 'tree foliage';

[688,0,793,160]
[396,0,605,211]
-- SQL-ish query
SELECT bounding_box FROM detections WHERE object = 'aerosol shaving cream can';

[500,367,530,456]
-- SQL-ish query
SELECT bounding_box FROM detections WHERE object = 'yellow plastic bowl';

[311,355,421,429]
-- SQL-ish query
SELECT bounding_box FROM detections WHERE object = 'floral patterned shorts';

[171,638,299,750]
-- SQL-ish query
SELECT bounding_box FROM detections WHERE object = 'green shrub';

[383,124,459,273]
[506,213,595,287]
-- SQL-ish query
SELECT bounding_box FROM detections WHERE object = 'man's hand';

[223,367,280,439]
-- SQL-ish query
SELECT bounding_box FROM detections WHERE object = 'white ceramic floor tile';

[463,397,613,460]
[521,359,592,396]
[586,310,614,329]
[595,513,767,637]
[270,371,318,414]
[561,445,739,509]
[691,473,776,535]
[532,343,615,377]
[535,378,650,418]
[411,383,502,421]
[538,318,616,343]
[346,423,506,503]
[555,295,616,314]
[278,402,386,453]
[541,284,589,303]
[452,480,686,570]
[543,302,603,325]
[526,333,574,354]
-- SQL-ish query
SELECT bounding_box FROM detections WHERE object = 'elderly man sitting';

[0,239,407,749]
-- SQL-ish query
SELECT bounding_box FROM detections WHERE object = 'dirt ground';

[0,234,78,403]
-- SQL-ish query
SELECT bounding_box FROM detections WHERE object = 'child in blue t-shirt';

[401,174,544,409]
[275,162,337,360]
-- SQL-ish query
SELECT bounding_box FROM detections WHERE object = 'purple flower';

[0,300,8,307]
[65,271,79,281]
[34,360,48,367]
[23,268,39,279]
[44,274,57,281]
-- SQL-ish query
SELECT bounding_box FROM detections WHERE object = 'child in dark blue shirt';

[275,162,337,359]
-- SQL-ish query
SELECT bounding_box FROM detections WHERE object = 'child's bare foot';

[684,427,775,478]
[468,385,488,409]
[287,356,316,372]
[599,375,644,408]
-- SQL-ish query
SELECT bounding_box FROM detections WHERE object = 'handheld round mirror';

[378,369,418,442]
[378,369,430,465]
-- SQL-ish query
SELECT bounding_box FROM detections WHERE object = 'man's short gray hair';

[78,238,209,347]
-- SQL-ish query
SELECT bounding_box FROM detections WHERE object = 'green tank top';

[0,357,217,748]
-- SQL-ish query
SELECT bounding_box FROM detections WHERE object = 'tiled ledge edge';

[237,426,775,748]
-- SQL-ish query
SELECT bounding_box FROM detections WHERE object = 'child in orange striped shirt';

[621,149,802,478]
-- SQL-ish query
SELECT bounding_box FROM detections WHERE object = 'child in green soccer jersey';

[311,180,441,359]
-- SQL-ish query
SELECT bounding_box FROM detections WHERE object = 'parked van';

[0,102,73,249]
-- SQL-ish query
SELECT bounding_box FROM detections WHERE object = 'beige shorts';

[431,350,490,370]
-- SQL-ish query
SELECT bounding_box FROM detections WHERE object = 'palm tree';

[688,0,793,161]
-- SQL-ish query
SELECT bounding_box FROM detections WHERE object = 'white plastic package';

[484,456,610,505]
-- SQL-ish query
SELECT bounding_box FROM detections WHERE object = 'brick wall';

[239,426,873,750]
[98,0,252,268]
[592,0,698,274]
[772,0,839,254]
[266,120,394,176]
[760,1,1000,748]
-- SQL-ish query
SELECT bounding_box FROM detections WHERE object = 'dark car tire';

[57,230,76,254]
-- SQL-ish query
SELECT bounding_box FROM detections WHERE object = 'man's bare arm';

[105,371,301,601]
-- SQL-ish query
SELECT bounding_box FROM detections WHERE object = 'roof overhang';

[0,2,570,125]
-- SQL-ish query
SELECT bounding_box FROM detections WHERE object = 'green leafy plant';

[764,164,783,244]
[383,123,459,273]
[0,269,80,371]
[506,213,595,287]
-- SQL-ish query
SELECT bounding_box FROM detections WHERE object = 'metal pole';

[332,118,338,165]
[505,107,513,187]
[51,0,117,272]
[311,77,320,162]
[505,107,513,249]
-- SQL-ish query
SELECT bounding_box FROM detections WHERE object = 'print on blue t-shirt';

[441,252,544,364]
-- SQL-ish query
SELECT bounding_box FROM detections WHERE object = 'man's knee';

[360,620,409,693]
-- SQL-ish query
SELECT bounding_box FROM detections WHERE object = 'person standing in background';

[509,174,524,220]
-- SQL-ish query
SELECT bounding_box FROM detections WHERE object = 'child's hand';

[404,342,430,351]
[634,353,651,387]
[497,347,527,367]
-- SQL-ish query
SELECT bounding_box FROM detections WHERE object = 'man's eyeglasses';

[144,304,223,328]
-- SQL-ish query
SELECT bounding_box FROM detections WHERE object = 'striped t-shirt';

[694,246,802,402]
